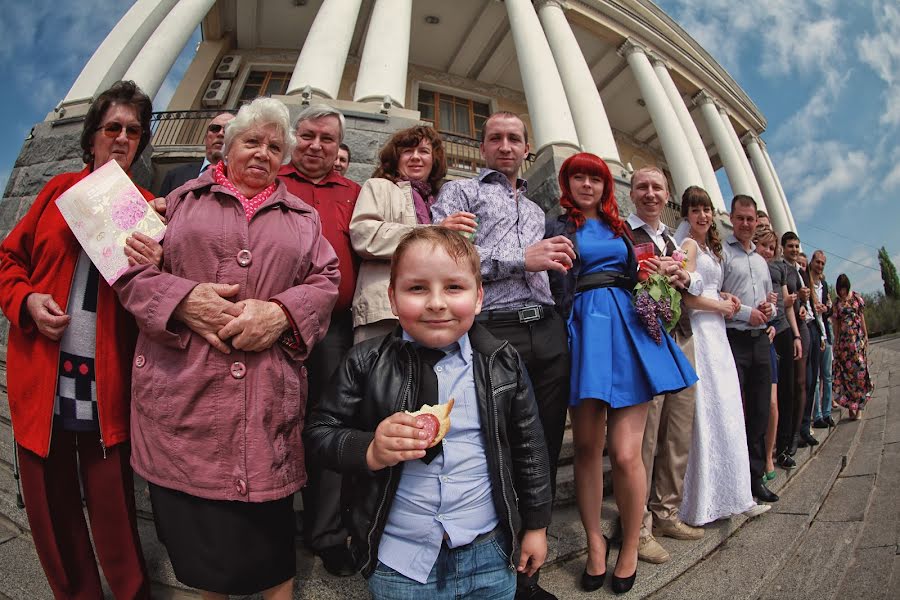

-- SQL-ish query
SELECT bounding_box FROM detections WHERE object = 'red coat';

[0,168,152,458]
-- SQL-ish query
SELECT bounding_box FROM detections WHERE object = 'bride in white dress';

[676,187,768,525]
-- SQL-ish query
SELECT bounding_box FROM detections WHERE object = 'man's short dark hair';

[781,231,800,247]
[339,142,351,162]
[480,111,529,144]
[731,194,757,213]
[757,210,769,218]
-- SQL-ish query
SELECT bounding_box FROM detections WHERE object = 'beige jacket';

[350,178,421,328]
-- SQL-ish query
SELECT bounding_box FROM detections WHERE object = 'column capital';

[618,38,648,59]
[534,0,568,11]
[740,131,761,146]
[648,51,669,69]
[692,89,718,108]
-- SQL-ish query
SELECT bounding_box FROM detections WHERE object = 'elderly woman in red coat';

[114,96,339,599]
[0,80,160,599]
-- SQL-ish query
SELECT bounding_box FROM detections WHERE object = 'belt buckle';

[518,305,542,323]
[750,329,761,338]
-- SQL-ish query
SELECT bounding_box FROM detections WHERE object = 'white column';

[744,134,790,235]
[693,90,754,204]
[61,0,178,107]
[761,146,798,232]
[287,0,363,99]
[353,0,412,107]
[650,54,725,212]
[123,0,217,101]
[719,107,766,211]
[620,40,702,198]
[504,0,579,152]
[536,0,620,163]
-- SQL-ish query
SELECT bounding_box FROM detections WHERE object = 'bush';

[862,292,900,337]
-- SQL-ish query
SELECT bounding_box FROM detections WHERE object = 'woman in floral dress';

[832,274,873,419]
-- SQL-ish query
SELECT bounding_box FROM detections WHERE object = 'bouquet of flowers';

[632,246,684,344]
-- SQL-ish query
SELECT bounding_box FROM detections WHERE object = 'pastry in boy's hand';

[406,398,454,448]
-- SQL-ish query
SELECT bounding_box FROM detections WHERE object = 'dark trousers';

[17,429,149,600]
[802,321,823,433]
[479,309,570,589]
[301,311,354,551]
[726,330,771,480]
[792,321,810,443]
[773,328,796,453]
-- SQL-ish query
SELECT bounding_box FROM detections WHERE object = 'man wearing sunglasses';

[159,112,235,197]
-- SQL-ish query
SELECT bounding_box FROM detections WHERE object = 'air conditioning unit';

[215,55,242,79]
[202,79,231,108]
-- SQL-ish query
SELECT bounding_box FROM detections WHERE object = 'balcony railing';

[150,111,537,177]
[150,110,224,149]
[661,200,683,231]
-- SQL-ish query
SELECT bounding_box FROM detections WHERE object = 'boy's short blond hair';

[390,227,482,288]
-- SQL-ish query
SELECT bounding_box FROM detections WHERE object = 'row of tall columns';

[536,0,620,163]
[649,53,725,211]
[60,0,179,107]
[286,0,363,100]
[620,41,703,199]
[59,0,797,233]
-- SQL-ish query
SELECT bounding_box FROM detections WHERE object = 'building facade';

[0,0,799,342]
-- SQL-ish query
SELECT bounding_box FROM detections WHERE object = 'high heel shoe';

[580,535,611,592]
[611,553,637,595]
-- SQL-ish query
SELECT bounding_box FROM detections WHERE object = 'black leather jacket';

[304,324,552,577]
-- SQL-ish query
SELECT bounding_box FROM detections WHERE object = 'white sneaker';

[743,504,771,518]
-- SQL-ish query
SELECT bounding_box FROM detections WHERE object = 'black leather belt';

[727,328,764,338]
[475,305,548,324]
[576,271,632,293]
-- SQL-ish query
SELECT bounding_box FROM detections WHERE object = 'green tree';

[878,246,900,299]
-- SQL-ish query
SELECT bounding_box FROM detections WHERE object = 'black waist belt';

[727,328,764,338]
[475,305,549,324]
[576,271,632,293]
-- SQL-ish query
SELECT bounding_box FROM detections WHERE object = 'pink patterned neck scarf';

[214,160,277,222]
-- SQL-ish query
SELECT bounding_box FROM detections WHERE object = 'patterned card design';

[55,160,166,284]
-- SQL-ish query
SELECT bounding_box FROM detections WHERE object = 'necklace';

[689,231,708,249]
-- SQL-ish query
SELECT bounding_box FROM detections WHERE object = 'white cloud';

[857,2,900,126]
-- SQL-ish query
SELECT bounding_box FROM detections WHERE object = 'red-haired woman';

[545,153,696,595]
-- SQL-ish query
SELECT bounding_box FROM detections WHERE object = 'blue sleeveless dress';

[568,219,698,408]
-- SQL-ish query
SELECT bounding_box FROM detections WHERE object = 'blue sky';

[1,0,897,293]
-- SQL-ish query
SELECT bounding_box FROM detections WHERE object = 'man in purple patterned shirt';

[432,112,574,600]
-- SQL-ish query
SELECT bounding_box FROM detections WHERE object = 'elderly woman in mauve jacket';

[0,80,159,599]
[114,97,340,599]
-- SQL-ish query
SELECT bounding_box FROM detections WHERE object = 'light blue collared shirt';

[377,332,499,583]
[722,234,773,330]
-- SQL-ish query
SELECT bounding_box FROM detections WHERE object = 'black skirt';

[149,483,296,595]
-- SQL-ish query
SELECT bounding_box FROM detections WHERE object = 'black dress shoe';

[515,583,558,600]
[787,435,799,456]
[813,419,829,429]
[611,564,637,595]
[318,544,357,577]
[825,416,837,427]
[751,479,780,502]
[581,535,611,591]
[800,431,819,446]
[776,452,796,469]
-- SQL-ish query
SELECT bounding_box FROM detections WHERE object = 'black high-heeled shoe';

[611,554,637,595]
[580,535,611,592]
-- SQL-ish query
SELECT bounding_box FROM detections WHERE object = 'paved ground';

[0,343,897,599]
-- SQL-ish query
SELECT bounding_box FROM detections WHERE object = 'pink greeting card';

[55,160,165,283]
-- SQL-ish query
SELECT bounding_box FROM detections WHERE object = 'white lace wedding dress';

[679,240,756,525]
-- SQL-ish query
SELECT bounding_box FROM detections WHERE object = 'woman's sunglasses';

[97,122,142,140]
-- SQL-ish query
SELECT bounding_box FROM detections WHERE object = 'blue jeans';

[813,342,833,421]
[368,531,516,600]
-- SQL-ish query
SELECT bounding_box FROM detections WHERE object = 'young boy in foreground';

[305,227,552,598]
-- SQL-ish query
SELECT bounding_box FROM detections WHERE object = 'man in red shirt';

[279,105,360,576]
